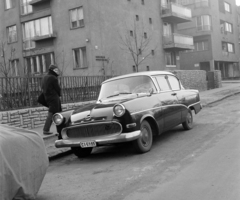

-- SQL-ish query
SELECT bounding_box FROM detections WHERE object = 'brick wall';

[0,101,96,129]
[170,70,208,91]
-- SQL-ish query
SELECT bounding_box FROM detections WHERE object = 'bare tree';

[54,48,71,76]
[0,41,16,77]
[119,21,157,72]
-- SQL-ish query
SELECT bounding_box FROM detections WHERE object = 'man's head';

[49,64,60,76]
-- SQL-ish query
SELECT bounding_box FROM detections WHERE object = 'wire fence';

[0,76,112,111]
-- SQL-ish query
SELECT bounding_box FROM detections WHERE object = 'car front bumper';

[55,130,141,148]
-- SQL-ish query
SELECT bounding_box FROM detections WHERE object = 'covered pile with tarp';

[0,125,49,200]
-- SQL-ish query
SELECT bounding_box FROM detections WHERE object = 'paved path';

[30,81,240,159]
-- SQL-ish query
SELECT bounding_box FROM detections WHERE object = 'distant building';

[178,0,240,79]
[0,0,194,76]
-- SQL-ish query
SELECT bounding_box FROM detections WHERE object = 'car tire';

[133,120,153,153]
[182,109,193,130]
[71,147,93,158]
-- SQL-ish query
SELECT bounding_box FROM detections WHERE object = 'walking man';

[41,64,62,135]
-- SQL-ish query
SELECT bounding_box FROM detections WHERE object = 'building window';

[10,59,19,76]
[70,7,84,29]
[73,47,87,69]
[179,0,192,5]
[225,22,233,33]
[222,42,234,53]
[136,15,139,21]
[138,49,142,55]
[165,52,176,65]
[144,32,147,38]
[7,25,17,43]
[20,0,33,15]
[196,15,211,31]
[163,22,172,36]
[5,0,12,9]
[130,30,133,36]
[194,40,209,51]
[22,16,53,50]
[141,0,144,5]
[195,0,209,8]
[149,18,152,24]
[133,66,136,72]
[224,2,231,12]
[25,53,55,74]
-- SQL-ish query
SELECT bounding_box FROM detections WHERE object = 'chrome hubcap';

[141,126,150,146]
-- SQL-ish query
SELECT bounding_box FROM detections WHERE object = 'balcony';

[197,25,212,32]
[32,32,57,42]
[163,33,194,50]
[161,3,192,24]
[29,0,51,6]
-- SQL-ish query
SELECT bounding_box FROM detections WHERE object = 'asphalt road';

[37,94,240,200]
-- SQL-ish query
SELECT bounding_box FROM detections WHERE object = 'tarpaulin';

[0,125,49,200]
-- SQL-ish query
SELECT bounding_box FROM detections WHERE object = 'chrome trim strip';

[187,101,201,109]
[55,130,141,148]
[130,101,201,115]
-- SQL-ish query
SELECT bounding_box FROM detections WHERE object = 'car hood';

[70,94,149,124]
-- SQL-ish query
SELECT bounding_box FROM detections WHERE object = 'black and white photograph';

[0,0,240,199]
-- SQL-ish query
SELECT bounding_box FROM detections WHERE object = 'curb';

[202,91,240,107]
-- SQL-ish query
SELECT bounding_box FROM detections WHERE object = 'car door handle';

[171,92,177,96]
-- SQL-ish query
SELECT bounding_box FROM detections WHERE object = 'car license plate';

[80,141,96,148]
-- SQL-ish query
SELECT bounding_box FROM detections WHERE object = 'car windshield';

[98,76,157,100]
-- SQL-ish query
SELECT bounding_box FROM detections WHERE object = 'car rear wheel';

[71,147,93,158]
[182,109,193,130]
[133,120,153,153]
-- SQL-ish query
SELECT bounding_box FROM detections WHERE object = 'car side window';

[168,75,181,90]
[155,75,171,91]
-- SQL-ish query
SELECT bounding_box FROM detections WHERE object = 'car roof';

[103,71,174,83]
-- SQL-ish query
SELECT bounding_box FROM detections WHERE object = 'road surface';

[37,94,240,200]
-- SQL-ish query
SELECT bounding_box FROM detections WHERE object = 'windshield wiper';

[106,92,132,98]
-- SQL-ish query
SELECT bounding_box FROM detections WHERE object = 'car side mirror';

[148,88,154,96]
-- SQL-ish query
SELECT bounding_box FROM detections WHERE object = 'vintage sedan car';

[53,71,202,158]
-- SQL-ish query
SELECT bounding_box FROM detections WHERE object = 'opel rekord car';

[53,71,202,158]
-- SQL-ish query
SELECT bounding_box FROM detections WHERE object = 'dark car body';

[53,71,202,157]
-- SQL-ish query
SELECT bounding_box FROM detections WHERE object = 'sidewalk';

[31,81,240,159]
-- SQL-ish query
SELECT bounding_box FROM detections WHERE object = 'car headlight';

[113,104,125,117]
[52,113,64,125]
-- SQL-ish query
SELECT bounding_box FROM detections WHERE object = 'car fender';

[139,114,160,136]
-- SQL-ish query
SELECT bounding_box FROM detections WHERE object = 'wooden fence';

[0,76,112,111]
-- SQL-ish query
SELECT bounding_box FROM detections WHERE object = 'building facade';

[178,0,240,79]
[0,0,195,76]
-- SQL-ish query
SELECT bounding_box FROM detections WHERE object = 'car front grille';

[66,122,122,138]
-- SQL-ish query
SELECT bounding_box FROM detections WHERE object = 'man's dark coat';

[41,70,62,114]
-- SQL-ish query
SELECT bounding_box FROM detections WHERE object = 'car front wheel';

[133,120,153,153]
[71,147,93,158]
[182,109,193,130]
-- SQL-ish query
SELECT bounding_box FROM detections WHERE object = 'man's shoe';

[43,131,53,135]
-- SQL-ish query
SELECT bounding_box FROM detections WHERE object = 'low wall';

[169,70,208,91]
[0,100,96,130]
[207,70,222,89]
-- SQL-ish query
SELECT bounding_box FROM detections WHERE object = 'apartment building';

[161,0,194,69]
[178,0,240,79]
[0,0,194,76]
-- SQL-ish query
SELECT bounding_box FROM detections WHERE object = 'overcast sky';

[236,0,240,5]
